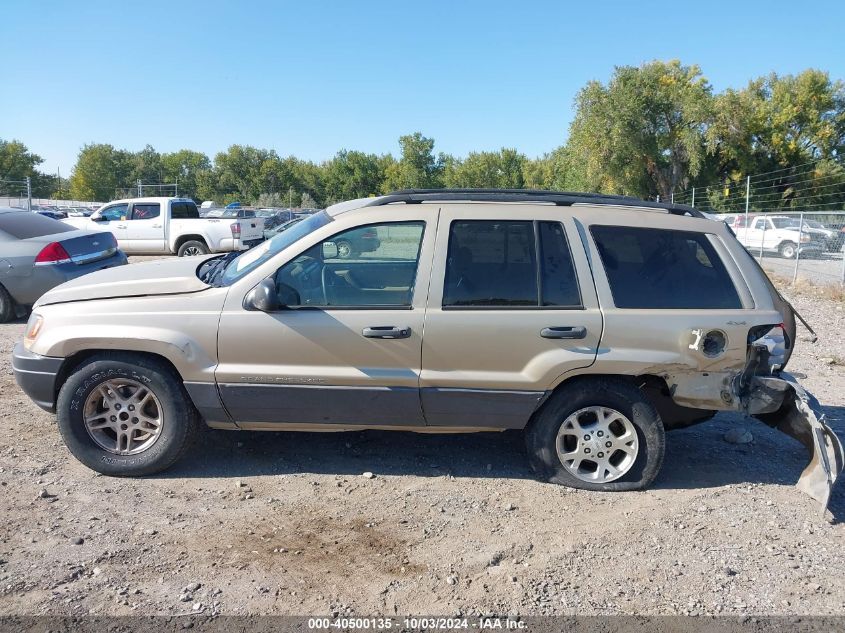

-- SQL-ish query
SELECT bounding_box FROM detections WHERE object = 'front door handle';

[541,326,587,340]
[362,326,411,339]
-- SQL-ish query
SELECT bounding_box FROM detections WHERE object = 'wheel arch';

[528,373,715,432]
[174,234,208,251]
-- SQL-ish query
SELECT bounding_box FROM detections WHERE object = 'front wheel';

[778,241,797,259]
[56,354,199,476]
[335,239,355,259]
[525,378,665,491]
[177,240,209,257]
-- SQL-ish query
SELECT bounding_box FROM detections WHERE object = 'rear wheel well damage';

[532,373,715,431]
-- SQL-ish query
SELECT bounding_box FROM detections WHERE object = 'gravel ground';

[0,266,844,617]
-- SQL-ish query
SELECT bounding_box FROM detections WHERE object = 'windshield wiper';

[199,252,240,286]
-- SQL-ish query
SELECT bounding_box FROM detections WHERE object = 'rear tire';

[0,283,14,323]
[525,378,665,492]
[56,353,199,476]
[177,240,209,257]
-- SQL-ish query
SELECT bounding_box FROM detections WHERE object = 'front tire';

[778,241,797,259]
[56,354,199,476]
[177,240,209,257]
[525,378,665,491]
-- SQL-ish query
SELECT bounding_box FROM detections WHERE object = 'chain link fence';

[714,211,845,286]
[0,197,102,209]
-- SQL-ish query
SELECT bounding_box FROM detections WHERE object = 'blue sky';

[4,0,845,174]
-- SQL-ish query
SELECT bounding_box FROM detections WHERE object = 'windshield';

[219,210,333,285]
[771,218,800,229]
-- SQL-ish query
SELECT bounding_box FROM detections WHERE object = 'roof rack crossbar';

[364,189,703,218]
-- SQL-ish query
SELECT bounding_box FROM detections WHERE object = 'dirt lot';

[0,267,844,617]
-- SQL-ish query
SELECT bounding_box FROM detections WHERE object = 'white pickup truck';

[62,197,264,256]
[731,215,824,259]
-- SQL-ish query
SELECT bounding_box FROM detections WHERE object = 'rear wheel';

[177,240,209,257]
[525,378,665,491]
[56,354,199,476]
[0,283,14,323]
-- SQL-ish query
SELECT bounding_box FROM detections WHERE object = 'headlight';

[23,314,44,351]
[800,234,812,243]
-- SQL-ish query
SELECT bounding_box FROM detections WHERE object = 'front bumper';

[11,342,63,413]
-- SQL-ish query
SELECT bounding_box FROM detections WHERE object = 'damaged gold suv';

[12,190,843,509]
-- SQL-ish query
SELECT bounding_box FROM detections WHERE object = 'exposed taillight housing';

[230,223,241,239]
[34,242,72,265]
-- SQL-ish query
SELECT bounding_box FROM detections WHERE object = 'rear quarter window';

[590,225,742,309]
[171,202,200,219]
[0,212,74,239]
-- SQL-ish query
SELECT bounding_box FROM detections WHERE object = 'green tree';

[323,149,387,203]
[567,60,714,200]
[0,139,57,197]
[69,144,134,201]
[131,144,163,186]
[161,149,211,200]
[382,133,445,192]
[444,148,525,188]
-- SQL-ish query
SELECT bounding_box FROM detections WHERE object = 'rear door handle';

[541,326,587,340]
[363,326,411,339]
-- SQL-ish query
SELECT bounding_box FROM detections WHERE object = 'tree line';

[2,61,843,210]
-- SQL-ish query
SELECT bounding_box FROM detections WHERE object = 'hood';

[35,255,214,307]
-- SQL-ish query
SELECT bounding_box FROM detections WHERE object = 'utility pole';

[288,186,294,209]
[137,179,142,198]
[25,176,32,212]
[175,176,179,197]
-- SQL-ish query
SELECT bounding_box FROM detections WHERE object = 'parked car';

[732,215,825,258]
[62,197,265,256]
[0,208,127,322]
[206,208,256,219]
[11,190,842,511]
[333,224,380,258]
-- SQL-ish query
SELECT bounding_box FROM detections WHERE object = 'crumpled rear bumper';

[748,372,844,512]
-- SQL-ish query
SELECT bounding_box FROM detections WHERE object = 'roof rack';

[364,188,704,218]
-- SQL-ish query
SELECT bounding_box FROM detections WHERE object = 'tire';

[778,241,797,259]
[56,353,199,476]
[177,240,209,257]
[0,283,14,323]
[525,378,665,492]
[335,239,354,259]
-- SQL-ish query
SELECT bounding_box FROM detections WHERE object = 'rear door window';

[130,203,160,220]
[171,202,199,219]
[443,220,582,308]
[590,226,742,309]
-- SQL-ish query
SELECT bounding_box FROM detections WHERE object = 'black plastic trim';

[420,387,545,429]
[11,343,63,412]
[218,383,425,426]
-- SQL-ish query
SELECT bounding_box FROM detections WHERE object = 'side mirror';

[322,241,339,259]
[244,278,281,312]
[91,215,107,222]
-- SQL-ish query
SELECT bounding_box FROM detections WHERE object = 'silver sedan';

[0,208,128,322]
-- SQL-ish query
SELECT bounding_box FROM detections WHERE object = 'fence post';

[691,187,695,207]
[743,175,750,243]
[759,221,766,259]
[26,176,32,212]
[792,212,804,283]
[137,179,142,198]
